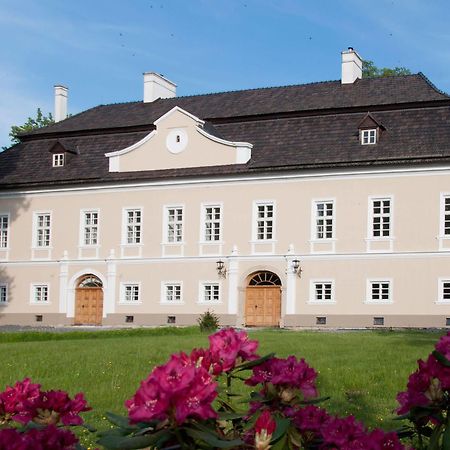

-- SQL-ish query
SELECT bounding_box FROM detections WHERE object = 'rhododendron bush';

[1,329,450,449]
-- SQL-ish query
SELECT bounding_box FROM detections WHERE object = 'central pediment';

[105,106,252,172]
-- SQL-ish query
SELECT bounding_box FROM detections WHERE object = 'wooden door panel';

[245,286,281,327]
[75,288,103,325]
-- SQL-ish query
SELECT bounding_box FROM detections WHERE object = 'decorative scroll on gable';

[105,106,252,172]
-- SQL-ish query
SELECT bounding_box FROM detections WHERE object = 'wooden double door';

[75,287,103,325]
[245,286,281,327]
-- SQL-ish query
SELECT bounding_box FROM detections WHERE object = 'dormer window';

[53,153,65,167]
[361,129,377,145]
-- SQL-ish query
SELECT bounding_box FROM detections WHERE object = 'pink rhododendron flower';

[0,428,26,450]
[290,405,330,433]
[254,410,276,450]
[435,331,450,361]
[246,356,318,401]
[209,328,259,372]
[0,378,41,425]
[25,425,79,449]
[127,351,218,425]
[364,429,408,450]
[321,415,367,448]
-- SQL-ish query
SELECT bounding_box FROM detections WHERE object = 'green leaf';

[428,423,443,450]
[443,423,450,450]
[184,428,243,448]
[298,396,330,405]
[432,350,450,367]
[105,411,136,430]
[81,422,97,432]
[97,430,169,450]
[271,417,291,443]
[234,353,275,372]
[217,411,247,420]
[271,434,288,450]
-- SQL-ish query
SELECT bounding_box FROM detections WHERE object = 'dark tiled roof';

[2,105,450,189]
[25,73,449,137]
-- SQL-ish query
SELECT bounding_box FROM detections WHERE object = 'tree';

[8,108,54,145]
[362,60,412,78]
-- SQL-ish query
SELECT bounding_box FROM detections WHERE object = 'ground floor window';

[440,280,450,303]
[31,284,49,304]
[201,283,220,303]
[368,280,391,303]
[310,281,334,302]
[121,284,140,303]
[162,283,182,303]
[0,284,7,304]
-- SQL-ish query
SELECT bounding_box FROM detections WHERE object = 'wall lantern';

[292,259,303,277]
[216,260,227,279]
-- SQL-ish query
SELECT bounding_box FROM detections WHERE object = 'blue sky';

[1,0,450,148]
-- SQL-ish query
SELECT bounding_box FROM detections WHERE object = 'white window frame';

[33,212,52,248]
[198,281,221,304]
[0,283,8,305]
[367,196,394,239]
[79,209,100,247]
[52,153,65,167]
[164,206,184,244]
[122,207,143,245]
[30,283,50,305]
[0,213,9,249]
[253,201,276,241]
[309,280,335,304]
[311,200,335,240]
[365,279,393,304]
[160,282,184,304]
[120,283,141,304]
[200,203,223,243]
[437,278,450,304]
[361,128,377,145]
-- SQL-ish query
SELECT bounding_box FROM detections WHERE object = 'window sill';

[364,237,394,242]
[160,301,185,306]
[0,302,8,307]
[307,301,336,305]
[364,301,393,305]
[31,246,53,250]
[435,301,450,305]
[250,239,277,244]
[309,238,337,243]
[78,244,100,249]
[121,243,144,247]
[198,240,224,245]
[118,301,142,305]
[197,301,222,305]
[161,241,185,246]
[29,302,52,306]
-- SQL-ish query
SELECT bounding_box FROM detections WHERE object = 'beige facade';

[1,164,450,328]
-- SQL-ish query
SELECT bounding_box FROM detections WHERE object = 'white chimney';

[143,72,176,103]
[54,85,68,122]
[341,47,363,84]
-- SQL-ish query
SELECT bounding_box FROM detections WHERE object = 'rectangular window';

[256,203,274,240]
[32,285,49,303]
[164,284,182,303]
[82,211,99,246]
[314,201,334,239]
[361,129,377,145]
[125,209,142,244]
[203,206,221,242]
[52,153,65,167]
[0,284,7,304]
[0,215,8,248]
[166,207,183,243]
[369,281,391,302]
[202,283,220,302]
[122,284,140,303]
[444,197,450,236]
[371,198,391,237]
[312,282,334,302]
[35,213,51,247]
[440,280,450,303]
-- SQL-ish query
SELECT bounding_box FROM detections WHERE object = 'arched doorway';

[75,274,103,325]
[245,271,281,327]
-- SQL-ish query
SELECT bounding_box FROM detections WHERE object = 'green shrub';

[197,310,220,332]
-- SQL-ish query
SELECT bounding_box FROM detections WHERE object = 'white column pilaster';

[59,250,69,314]
[105,249,117,316]
[227,245,239,315]
[285,245,297,315]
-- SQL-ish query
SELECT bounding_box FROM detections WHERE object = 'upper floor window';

[31,284,49,303]
[82,211,99,246]
[0,284,7,304]
[203,205,221,242]
[52,153,65,167]
[124,209,142,245]
[166,207,183,243]
[370,198,391,238]
[361,129,377,145]
[0,215,8,248]
[443,196,450,236]
[121,284,140,303]
[255,202,274,240]
[35,213,51,247]
[314,201,334,239]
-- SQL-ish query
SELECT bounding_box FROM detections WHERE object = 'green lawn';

[0,327,444,448]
